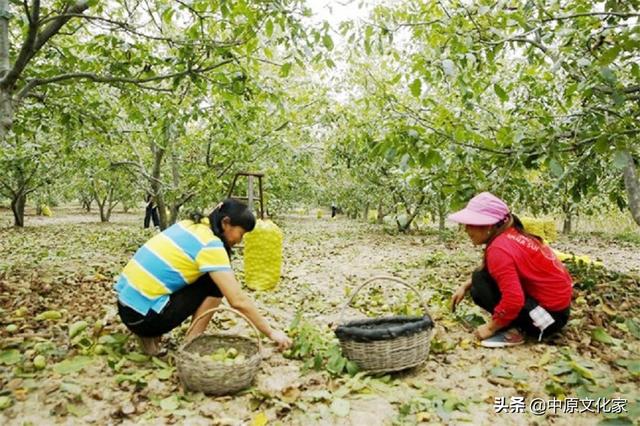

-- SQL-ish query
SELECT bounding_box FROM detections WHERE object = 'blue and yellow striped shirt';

[115,219,231,315]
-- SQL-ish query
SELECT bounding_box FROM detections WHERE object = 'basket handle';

[186,305,263,353]
[338,275,430,324]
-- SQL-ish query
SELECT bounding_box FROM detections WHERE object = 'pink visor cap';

[447,192,510,226]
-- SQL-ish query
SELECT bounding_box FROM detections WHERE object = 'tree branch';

[15,58,234,102]
[37,13,246,47]
[110,160,166,186]
[1,0,40,88]
[543,12,640,22]
[1,0,90,89]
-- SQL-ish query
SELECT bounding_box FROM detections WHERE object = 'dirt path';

[0,212,638,425]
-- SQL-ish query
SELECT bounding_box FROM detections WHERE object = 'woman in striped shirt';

[115,199,291,355]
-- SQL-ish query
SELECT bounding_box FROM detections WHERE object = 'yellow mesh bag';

[243,219,283,291]
[521,217,557,243]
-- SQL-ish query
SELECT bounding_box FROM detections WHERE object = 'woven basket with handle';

[176,306,261,395]
[335,276,434,373]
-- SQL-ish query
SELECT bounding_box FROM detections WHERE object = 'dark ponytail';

[511,213,543,242]
[208,198,256,255]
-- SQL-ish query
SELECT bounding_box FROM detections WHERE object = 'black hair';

[191,198,256,255]
[511,213,543,242]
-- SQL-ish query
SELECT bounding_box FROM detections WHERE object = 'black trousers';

[144,204,160,228]
[117,273,223,337]
[470,269,570,338]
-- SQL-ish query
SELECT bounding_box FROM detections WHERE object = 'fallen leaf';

[250,411,268,426]
[330,398,350,417]
[0,396,12,410]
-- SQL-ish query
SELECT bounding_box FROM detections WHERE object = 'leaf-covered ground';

[0,207,639,425]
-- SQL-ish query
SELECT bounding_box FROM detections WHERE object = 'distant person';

[144,194,160,228]
[116,199,291,355]
[331,202,337,218]
[449,192,572,348]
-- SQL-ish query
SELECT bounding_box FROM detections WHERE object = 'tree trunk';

[0,87,11,143]
[104,187,118,222]
[563,215,572,234]
[96,197,108,222]
[10,193,26,227]
[621,150,640,226]
[438,211,446,231]
[363,203,369,222]
[169,205,180,224]
[150,141,168,230]
[0,0,12,142]
[561,200,573,234]
[377,200,384,224]
[396,194,426,233]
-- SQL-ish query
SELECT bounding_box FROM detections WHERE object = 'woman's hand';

[474,323,496,340]
[268,329,292,351]
[451,282,471,312]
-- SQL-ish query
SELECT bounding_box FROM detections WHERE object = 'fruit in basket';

[208,347,245,363]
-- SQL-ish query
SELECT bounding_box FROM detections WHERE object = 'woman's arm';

[209,271,291,349]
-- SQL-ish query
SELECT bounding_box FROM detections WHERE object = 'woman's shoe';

[480,329,525,348]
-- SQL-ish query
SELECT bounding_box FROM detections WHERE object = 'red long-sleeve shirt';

[486,227,573,327]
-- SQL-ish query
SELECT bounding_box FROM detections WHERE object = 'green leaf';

[600,67,616,83]
[60,381,83,395]
[488,366,511,378]
[615,359,640,375]
[67,403,90,418]
[279,62,292,78]
[52,356,94,375]
[0,349,21,365]
[626,319,640,339]
[493,84,509,102]
[612,151,629,170]
[127,352,150,363]
[548,158,564,177]
[599,46,620,66]
[323,34,334,50]
[330,398,350,417]
[346,361,359,376]
[265,19,274,37]
[161,8,174,26]
[595,135,610,153]
[69,320,88,338]
[36,310,62,321]
[592,327,614,344]
[409,78,422,98]
[155,369,174,380]
[160,395,180,411]
[0,396,12,410]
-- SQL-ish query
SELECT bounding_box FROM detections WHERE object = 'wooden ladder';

[227,172,265,219]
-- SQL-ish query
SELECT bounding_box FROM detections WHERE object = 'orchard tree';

[0,0,330,227]
[354,0,640,226]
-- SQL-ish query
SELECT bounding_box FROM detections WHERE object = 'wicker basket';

[335,276,434,373]
[176,306,262,395]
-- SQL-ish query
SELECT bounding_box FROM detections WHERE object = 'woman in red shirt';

[449,192,572,348]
